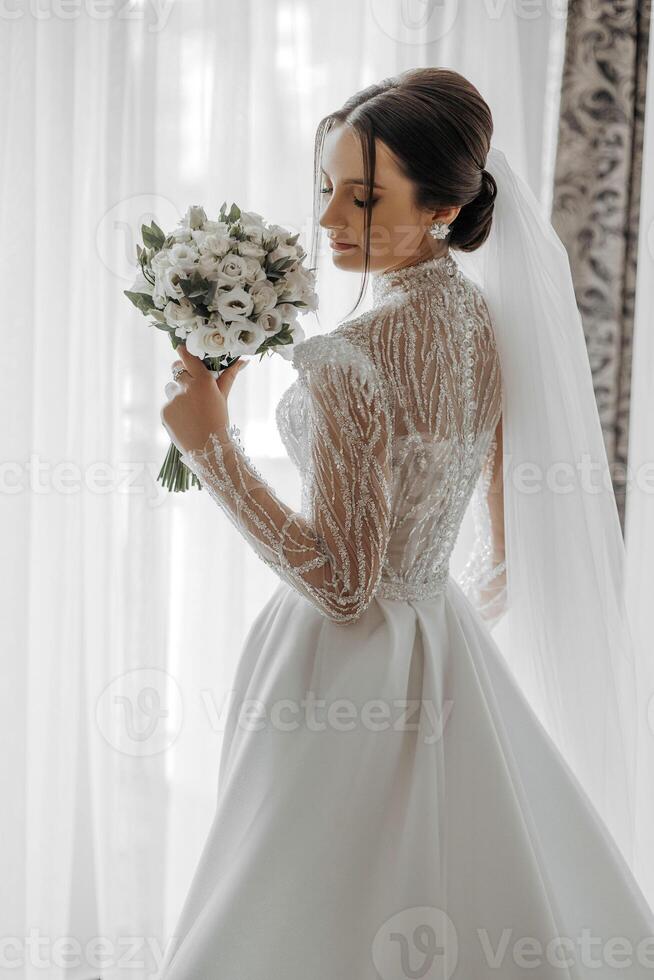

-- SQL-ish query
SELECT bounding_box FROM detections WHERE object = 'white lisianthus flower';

[184,205,208,230]
[255,307,283,335]
[276,323,306,360]
[151,249,173,274]
[227,321,267,356]
[214,285,254,322]
[163,297,196,330]
[158,265,187,302]
[215,253,250,287]
[250,280,278,315]
[168,242,200,273]
[170,225,194,244]
[237,239,266,260]
[186,316,231,358]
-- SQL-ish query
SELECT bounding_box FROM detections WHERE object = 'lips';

[329,239,357,251]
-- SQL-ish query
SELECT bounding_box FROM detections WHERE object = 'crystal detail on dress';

[181,248,504,624]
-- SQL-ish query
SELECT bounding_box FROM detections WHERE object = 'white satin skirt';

[157,577,654,979]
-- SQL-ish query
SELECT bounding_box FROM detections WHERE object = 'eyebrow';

[321,169,386,190]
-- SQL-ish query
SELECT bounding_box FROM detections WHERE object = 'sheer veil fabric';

[456,146,639,872]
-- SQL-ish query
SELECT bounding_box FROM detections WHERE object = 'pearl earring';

[428,221,450,240]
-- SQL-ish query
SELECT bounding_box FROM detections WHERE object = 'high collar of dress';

[371,251,459,305]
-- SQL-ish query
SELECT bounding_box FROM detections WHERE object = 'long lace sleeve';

[457,412,507,628]
[179,334,393,624]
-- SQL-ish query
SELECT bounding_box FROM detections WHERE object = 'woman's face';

[318,123,460,275]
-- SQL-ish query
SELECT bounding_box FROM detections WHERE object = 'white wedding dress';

[159,252,654,979]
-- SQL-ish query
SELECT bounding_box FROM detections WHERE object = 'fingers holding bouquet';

[161,345,249,457]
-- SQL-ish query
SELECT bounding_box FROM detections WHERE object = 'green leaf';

[205,281,218,307]
[142,221,166,250]
[124,290,156,313]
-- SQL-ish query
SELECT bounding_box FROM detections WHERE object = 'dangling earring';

[428,221,450,240]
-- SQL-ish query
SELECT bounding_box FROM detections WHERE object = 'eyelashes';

[319,186,377,209]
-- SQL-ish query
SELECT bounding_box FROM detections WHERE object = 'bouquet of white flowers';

[125,201,318,491]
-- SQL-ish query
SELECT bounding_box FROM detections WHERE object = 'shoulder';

[291,326,393,416]
[291,330,371,373]
[291,322,383,388]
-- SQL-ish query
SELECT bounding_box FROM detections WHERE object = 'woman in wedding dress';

[158,68,654,979]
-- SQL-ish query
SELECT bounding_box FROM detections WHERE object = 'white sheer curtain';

[0,3,564,978]
[625,16,654,914]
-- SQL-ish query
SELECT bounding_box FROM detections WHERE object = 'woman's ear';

[433,205,461,224]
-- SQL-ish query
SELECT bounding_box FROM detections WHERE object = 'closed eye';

[319,186,377,209]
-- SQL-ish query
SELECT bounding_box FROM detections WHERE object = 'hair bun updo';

[449,167,497,252]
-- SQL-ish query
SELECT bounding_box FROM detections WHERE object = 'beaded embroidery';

[180,250,505,624]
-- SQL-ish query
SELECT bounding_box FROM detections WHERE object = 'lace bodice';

[180,251,503,624]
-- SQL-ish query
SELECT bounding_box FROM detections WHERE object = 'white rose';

[186,317,231,358]
[184,205,208,230]
[214,286,254,322]
[267,223,293,241]
[299,287,319,313]
[255,308,283,335]
[226,321,267,356]
[163,297,197,329]
[250,280,278,315]
[197,254,222,280]
[267,243,299,265]
[215,253,250,287]
[198,231,233,258]
[277,269,304,300]
[241,256,267,285]
[281,270,318,310]
[237,239,266,260]
[239,210,265,229]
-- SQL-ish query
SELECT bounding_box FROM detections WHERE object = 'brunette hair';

[311,67,497,316]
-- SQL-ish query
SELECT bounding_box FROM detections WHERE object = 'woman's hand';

[160,343,249,455]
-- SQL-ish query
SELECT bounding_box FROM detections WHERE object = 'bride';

[158,67,654,979]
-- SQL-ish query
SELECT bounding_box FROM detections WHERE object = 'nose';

[318,194,347,233]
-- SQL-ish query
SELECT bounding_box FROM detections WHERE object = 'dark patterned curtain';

[551,0,651,531]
